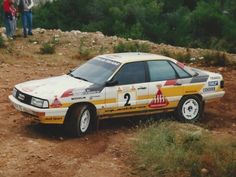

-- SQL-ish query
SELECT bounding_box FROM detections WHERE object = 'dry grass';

[133,121,236,177]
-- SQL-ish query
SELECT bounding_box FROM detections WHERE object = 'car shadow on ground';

[23,112,175,140]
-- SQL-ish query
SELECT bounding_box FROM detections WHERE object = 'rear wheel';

[64,104,94,137]
[175,95,203,123]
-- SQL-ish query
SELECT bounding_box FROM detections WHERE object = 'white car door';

[147,60,190,110]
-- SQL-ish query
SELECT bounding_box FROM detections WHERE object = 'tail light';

[220,80,224,88]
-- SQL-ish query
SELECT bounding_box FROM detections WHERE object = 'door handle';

[138,87,147,90]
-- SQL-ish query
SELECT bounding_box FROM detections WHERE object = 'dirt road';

[0,32,235,177]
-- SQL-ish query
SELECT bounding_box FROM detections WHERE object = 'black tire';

[175,95,203,123]
[64,104,94,137]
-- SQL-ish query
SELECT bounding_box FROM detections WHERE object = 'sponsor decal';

[97,57,121,66]
[51,97,62,108]
[89,95,101,100]
[203,87,215,93]
[61,84,104,98]
[208,81,218,86]
[210,76,221,80]
[71,97,86,100]
[149,85,169,108]
[18,93,25,101]
[44,117,63,121]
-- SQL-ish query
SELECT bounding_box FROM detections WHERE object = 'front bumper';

[9,95,68,124]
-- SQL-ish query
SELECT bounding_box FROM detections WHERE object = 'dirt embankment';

[0,29,235,176]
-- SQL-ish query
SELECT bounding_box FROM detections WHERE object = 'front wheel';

[175,95,204,123]
[64,104,94,137]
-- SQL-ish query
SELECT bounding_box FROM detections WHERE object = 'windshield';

[69,57,121,84]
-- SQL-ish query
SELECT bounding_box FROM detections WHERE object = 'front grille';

[15,89,32,105]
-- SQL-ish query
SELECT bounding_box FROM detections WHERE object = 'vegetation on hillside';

[0,0,235,52]
[29,0,236,53]
[133,121,236,177]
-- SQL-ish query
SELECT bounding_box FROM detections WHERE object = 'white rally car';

[9,53,225,136]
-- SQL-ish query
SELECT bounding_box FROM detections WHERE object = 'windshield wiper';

[74,76,88,81]
[68,73,88,81]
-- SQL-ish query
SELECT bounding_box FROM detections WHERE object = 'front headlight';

[31,97,49,108]
[12,88,17,97]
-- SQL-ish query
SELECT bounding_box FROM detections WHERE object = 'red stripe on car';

[177,62,185,69]
[61,89,73,98]
[165,80,177,86]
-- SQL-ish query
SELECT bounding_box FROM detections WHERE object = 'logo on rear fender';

[208,81,218,86]
[203,87,215,92]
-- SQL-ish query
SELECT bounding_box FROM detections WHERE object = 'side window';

[147,60,177,81]
[113,62,146,85]
[169,62,191,78]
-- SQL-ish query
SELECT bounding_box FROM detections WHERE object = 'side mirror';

[105,80,118,87]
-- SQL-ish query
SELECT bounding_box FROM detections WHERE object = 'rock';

[1,32,7,40]
[54,34,60,38]
[30,170,35,174]
[199,56,204,60]
[201,168,209,175]
[96,31,104,38]
[112,36,118,40]
[71,30,81,35]
[218,67,225,72]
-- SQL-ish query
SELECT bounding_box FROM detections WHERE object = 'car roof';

[98,52,176,64]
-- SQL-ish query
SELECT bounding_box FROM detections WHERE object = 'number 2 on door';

[124,93,131,106]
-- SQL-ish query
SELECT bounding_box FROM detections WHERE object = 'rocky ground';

[0,29,235,176]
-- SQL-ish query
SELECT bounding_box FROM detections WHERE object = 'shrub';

[77,37,95,60]
[159,49,192,63]
[159,49,172,57]
[174,52,192,63]
[134,122,236,177]
[113,41,151,53]
[203,51,228,66]
[40,42,55,54]
[0,35,5,48]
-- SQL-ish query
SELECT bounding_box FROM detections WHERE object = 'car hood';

[15,75,93,99]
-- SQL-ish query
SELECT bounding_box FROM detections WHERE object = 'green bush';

[174,52,192,63]
[40,42,55,54]
[113,41,150,53]
[33,0,236,53]
[159,49,172,57]
[203,52,228,66]
[159,49,192,63]
[134,122,236,177]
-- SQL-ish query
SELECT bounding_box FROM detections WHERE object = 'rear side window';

[169,62,191,78]
[147,60,177,81]
[113,62,146,85]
